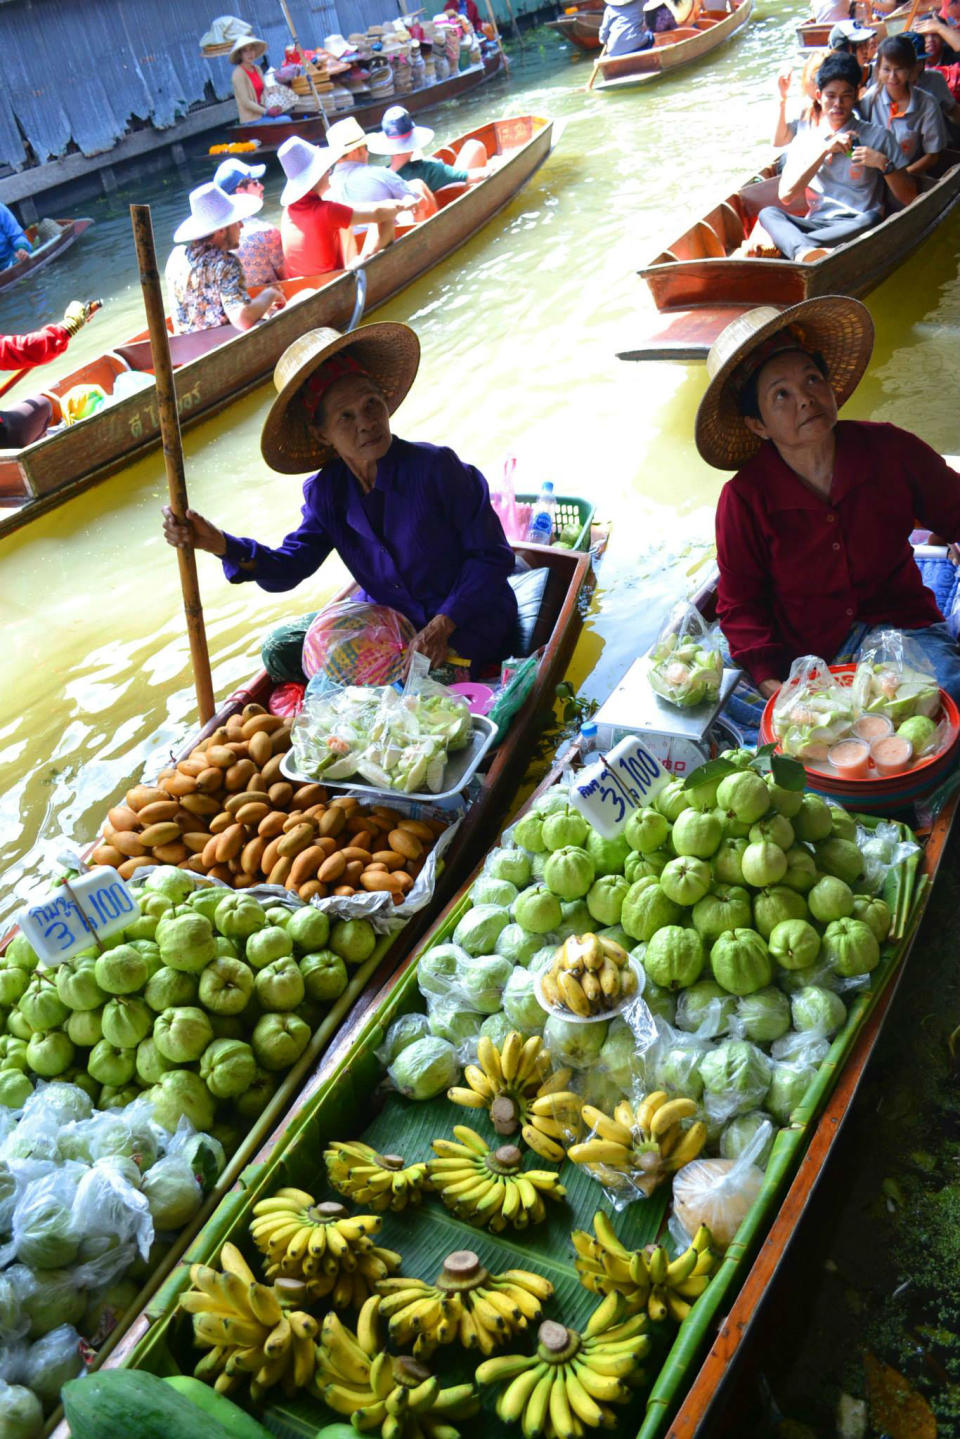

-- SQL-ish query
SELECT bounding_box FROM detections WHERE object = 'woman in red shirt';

[696,296,960,702]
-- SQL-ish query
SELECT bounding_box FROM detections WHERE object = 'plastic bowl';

[534,958,644,1024]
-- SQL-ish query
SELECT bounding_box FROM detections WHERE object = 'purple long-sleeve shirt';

[221,437,518,664]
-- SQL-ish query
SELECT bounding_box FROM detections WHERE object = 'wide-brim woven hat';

[230,35,268,63]
[173,182,262,243]
[694,296,875,471]
[367,105,435,154]
[325,116,369,159]
[278,136,337,206]
[261,322,421,473]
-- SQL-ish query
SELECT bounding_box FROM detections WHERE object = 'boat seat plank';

[710,200,744,249]
[693,220,726,257]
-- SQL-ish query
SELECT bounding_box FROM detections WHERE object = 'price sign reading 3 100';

[17,867,137,966]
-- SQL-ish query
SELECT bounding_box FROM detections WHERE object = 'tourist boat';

[224,50,505,153]
[31,531,591,1438]
[0,114,555,538]
[546,2,604,53]
[620,150,960,361]
[0,217,92,294]
[796,0,912,45]
[590,0,754,89]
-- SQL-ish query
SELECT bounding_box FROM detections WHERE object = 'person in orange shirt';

[278,137,415,278]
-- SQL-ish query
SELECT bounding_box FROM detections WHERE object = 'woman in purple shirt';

[162,322,518,676]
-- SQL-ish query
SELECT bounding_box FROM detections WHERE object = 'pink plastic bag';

[302,601,415,687]
[489,456,526,543]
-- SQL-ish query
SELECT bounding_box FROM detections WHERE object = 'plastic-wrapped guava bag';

[374,1012,432,1068]
[851,627,940,727]
[541,1015,608,1073]
[648,602,724,709]
[645,1019,711,1102]
[0,1271,28,1344]
[675,980,739,1040]
[425,997,485,1058]
[0,1377,44,1438]
[417,942,472,1000]
[71,1156,153,1261]
[764,1029,830,1125]
[387,1036,459,1101]
[11,1165,86,1270]
[670,1126,768,1250]
[140,1154,203,1232]
[699,1040,773,1125]
[719,1112,776,1167]
[854,821,920,899]
[7,1264,85,1339]
[501,967,548,1036]
[771,656,856,761]
[21,1324,83,1413]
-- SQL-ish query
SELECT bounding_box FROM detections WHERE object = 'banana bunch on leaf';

[427,1125,566,1231]
[447,1031,582,1162]
[178,1242,318,1401]
[249,1188,401,1306]
[313,1294,480,1439]
[572,1211,718,1324]
[377,1248,554,1357]
[567,1092,707,1198]
[540,934,638,1019]
[325,1140,430,1212]
[476,1293,649,1439]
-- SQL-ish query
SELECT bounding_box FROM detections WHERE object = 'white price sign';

[570,736,668,838]
[16,868,138,966]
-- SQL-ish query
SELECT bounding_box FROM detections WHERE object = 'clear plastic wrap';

[290,655,473,793]
[851,628,940,725]
[771,655,856,760]
[20,1324,83,1412]
[0,1377,43,1437]
[648,602,724,709]
[373,1012,432,1069]
[698,1040,774,1126]
[855,821,920,896]
[670,1124,769,1250]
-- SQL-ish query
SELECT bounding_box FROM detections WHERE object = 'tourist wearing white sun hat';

[278,136,416,278]
[165,182,285,334]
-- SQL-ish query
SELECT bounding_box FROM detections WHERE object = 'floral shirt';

[237,217,285,286]
[165,240,249,333]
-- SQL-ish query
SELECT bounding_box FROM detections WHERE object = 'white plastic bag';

[771,655,855,760]
[670,1124,769,1251]
[648,602,724,709]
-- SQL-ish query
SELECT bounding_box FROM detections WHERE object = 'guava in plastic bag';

[851,627,940,726]
[21,1324,83,1413]
[771,655,856,761]
[648,602,724,709]
[0,1378,43,1438]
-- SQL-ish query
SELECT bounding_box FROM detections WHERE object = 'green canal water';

[2,10,960,1429]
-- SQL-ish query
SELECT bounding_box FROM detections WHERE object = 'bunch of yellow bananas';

[249,1188,401,1306]
[475,1293,650,1439]
[539,934,638,1018]
[178,1242,318,1401]
[446,1031,582,1163]
[376,1248,554,1357]
[324,1140,430,1212]
[567,1092,707,1198]
[571,1211,718,1324]
[313,1294,480,1439]
[427,1125,566,1232]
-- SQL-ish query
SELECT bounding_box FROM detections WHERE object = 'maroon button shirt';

[715,420,960,685]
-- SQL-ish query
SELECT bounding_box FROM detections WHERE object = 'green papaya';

[163,1375,273,1437]
[62,1371,238,1439]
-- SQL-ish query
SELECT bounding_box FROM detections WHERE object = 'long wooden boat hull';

[620,152,960,361]
[593,0,753,88]
[0,218,92,293]
[0,114,554,536]
[226,53,504,152]
[546,10,603,50]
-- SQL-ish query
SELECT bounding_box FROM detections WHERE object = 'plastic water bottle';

[579,721,598,757]
[526,480,556,545]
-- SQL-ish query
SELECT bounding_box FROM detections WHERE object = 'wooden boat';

[0,114,554,538]
[225,51,505,153]
[0,218,92,293]
[620,149,960,361]
[591,0,753,89]
[632,553,960,1436]
[546,4,604,52]
[796,0,910,45]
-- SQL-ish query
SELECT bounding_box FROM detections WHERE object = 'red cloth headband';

[305,354,369,421]
[732,323,810,394]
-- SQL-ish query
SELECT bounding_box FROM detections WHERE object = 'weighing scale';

[592,655,743,778]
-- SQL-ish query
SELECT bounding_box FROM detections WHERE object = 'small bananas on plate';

[324,1139,430,1212]
[179,1242,318,1401]
[540,933,639,1018]
[447,1031,582,1163]
[566,1091,707,1197]
[377,1248,554,1357]
[475,1294,650,1439]
[427,1125,566,1232]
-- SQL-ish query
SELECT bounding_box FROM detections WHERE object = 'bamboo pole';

[277,0,329,133]
[130,205,215,725]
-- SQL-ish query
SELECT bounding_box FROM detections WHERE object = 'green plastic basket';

[516,492,594,551]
